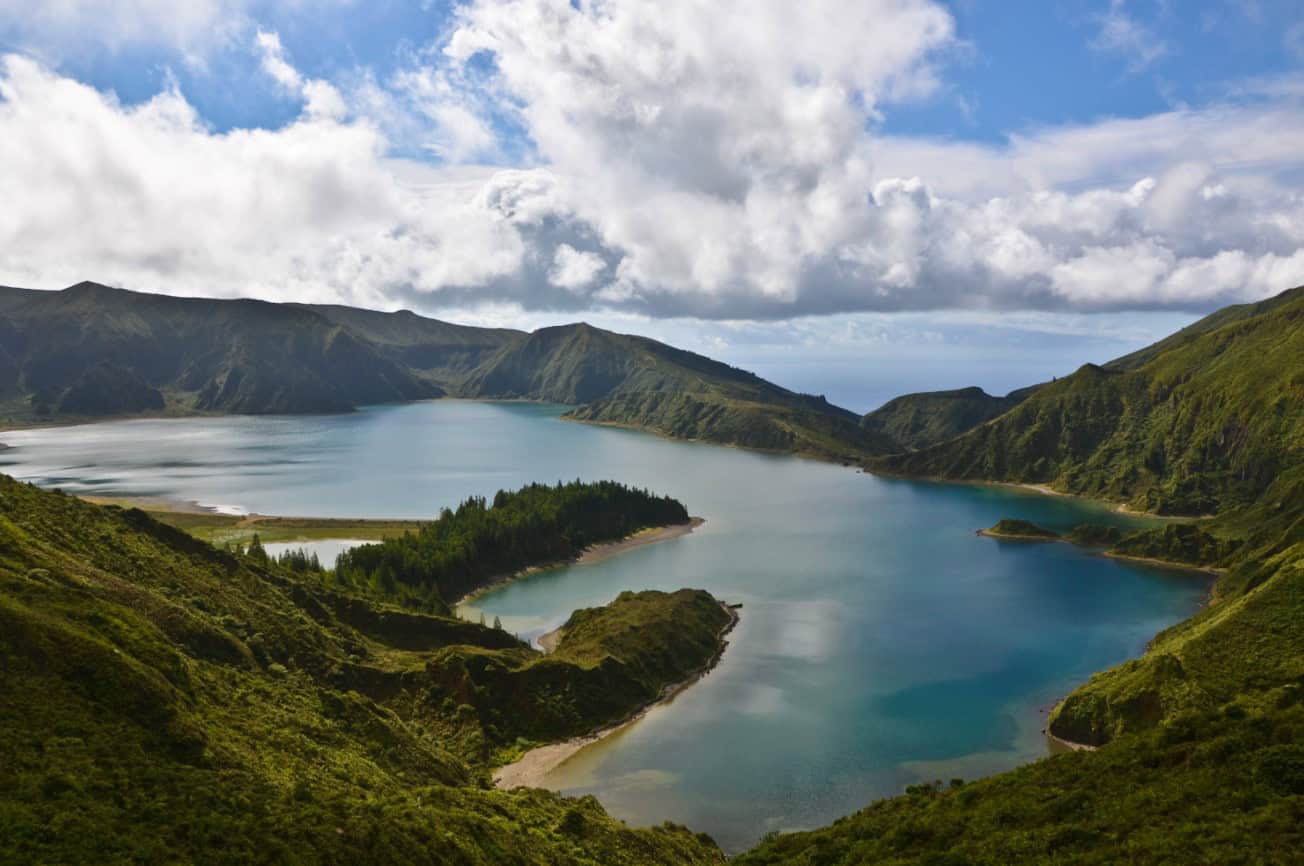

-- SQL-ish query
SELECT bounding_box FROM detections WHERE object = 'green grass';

[862,386,1029,452]
[134,509,424,547]
[877,286,1304,516]
[0,474,727,865]
[736,694,1304,866]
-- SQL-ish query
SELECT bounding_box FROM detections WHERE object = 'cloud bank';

[0,0,1302,318]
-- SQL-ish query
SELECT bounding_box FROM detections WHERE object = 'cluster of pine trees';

[333,480,689,610]
[228,535,325,574]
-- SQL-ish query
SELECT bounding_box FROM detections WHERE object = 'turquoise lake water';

[0,401,1210,851]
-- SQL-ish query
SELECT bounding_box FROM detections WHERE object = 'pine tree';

[493,615,503,630]
[247,533,268,564]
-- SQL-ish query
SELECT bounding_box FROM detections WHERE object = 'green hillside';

[296,303,522,386]
[463,323,894,459]
[0,474,728,865]
[1105,286,1304,371]
[1045,467,1304,745]
[0,283,890,460]
[736,695,1304,865]
[0,282,439,419]
[862,386,1032,451]
[876,285,1304,515]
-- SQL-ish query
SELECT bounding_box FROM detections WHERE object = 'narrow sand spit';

[1046,730,1097,752]
[455,517,705,607]
[574,517,706,566]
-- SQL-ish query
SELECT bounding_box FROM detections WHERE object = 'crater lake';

[0,401,1210,851]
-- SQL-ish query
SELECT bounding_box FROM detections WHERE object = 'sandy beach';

[576,517,706,565]
[1046,730,1098,752]
[494,601,739,790]
[454,517,705,607]
[976,528,1057,541]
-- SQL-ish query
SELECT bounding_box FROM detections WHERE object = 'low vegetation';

[736,696,1304,866]
[981,518,1060,539]
[862,386,1034,451]
[1110,523,1242,567]
[0,474,729,865]
[877,286,1304,516]
[1065,522,1124,547]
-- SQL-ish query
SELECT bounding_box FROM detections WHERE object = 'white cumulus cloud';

[0,1,1302,319]
[549,244,606,290]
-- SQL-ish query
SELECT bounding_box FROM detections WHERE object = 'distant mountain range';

[3,281,1300,499]
[0,282,889,460]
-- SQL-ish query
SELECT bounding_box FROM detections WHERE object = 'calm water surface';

[0,402,1208,851]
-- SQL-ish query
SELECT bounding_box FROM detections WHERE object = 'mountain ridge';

[0,281,895,460]
[873,285,1304,515]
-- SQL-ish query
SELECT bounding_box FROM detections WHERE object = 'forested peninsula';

[332,480,691,611]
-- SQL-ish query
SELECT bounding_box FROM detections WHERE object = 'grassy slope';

[297,302,522,388]
[550,589,732,694]
[435,590,733,766]
[1105,286,1304,371]
[736,697,1304,866]
[0,475,726,865]
[1046,470,1304,747]
[862,387,1028,451]
[877,286,1304,515]
[0,283,439,422]
[471,324,894,460]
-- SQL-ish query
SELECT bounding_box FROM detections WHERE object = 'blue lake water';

[0,401,1209,852]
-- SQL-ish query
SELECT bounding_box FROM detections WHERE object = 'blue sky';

[27,1,1302,149]
[887,0,1304,140]
[0,1,1301,410]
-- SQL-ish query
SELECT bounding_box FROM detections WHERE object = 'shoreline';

[1046,729,1098,752]
[560,415,864,466]
[865,468,1200,522]
[1102,550,1225,576]
[995,481,1166,520]
[975,525,1226,578]
[976,528,1060,542]
[998,481,1215,522]
[493,601,741,790]
[453,517,706,608]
